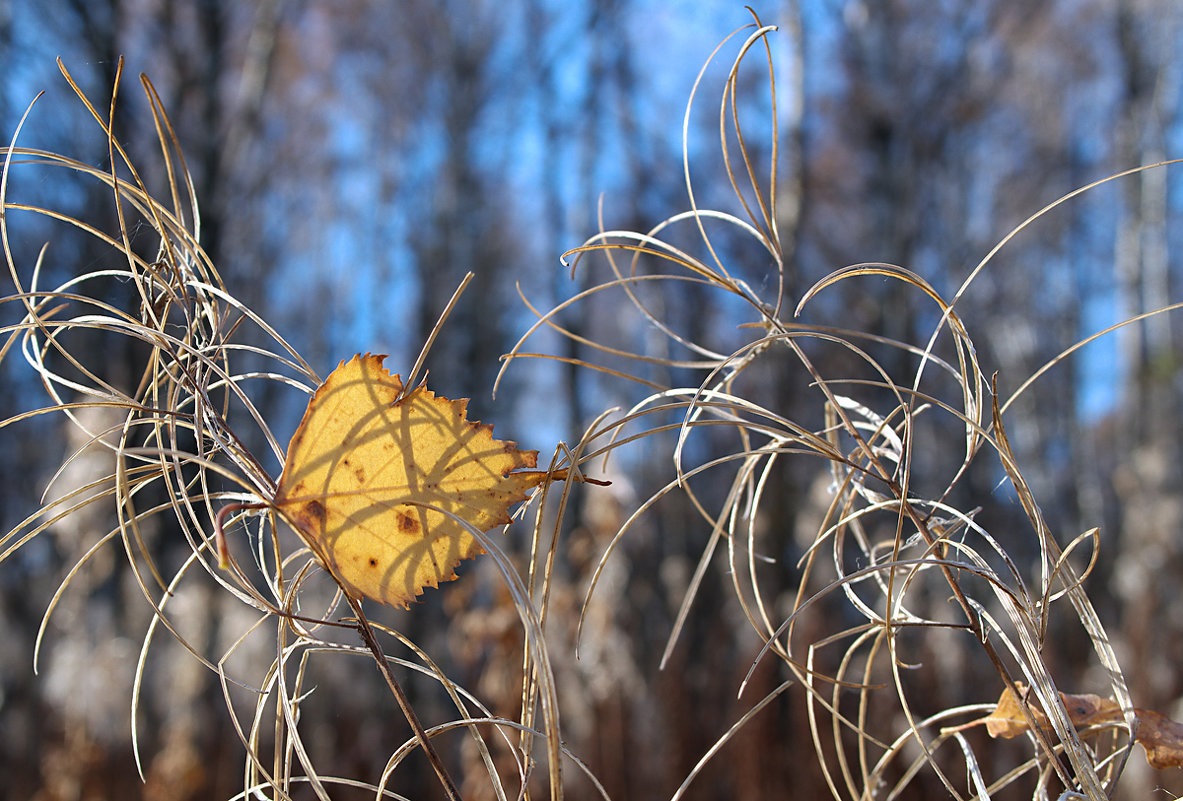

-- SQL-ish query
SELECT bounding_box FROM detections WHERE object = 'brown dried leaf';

[1134,709,1183,770]
[981,685,1043,739]
[950,684,1183,770]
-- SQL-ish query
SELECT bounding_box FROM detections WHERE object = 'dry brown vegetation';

[3,7,1183,801]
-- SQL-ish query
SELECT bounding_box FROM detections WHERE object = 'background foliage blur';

[2,1,1182,799]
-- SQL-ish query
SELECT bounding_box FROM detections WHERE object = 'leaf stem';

[213,500,270,568]
[346,594,464,801]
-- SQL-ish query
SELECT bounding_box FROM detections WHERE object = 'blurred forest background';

[2,0,1183,799]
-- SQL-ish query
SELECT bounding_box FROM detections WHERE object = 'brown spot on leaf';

[397,511,420,535]
[293,499,328,530]
[304,499,327,522]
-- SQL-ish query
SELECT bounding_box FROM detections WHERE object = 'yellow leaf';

[273,353,556,607]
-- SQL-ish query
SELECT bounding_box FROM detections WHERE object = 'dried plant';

[504,14,1181,801]
[0,59,603,801]
[2,14,1181,801]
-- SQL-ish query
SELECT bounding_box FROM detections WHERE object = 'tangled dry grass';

[2,16,1179,801]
